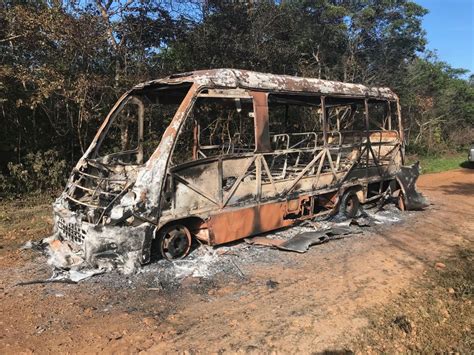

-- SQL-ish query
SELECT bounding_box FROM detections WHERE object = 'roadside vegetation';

[1,1,473,197]
[407,152,467,174]
[349,246,473,353]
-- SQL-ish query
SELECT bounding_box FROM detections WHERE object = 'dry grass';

[348,246,474,353]
[0,195,54,251]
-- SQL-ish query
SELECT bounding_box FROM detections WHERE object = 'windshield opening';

[93,83,192,165]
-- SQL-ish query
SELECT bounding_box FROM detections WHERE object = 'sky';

[417,0,473,75]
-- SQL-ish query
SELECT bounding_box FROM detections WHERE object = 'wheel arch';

[150,216,207,261]
[154,216,208,242]
[335,184,365,208]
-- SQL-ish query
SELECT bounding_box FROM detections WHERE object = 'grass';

[0,194,55,251]
[406,152,467,174]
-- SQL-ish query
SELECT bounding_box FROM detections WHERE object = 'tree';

[0,0,472,195]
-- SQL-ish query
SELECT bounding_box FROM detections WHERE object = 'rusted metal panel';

[251,91,272,153]
[207,201,294,245]
[396,162,429,210]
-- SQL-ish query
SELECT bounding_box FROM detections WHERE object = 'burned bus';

[51,69,426,269]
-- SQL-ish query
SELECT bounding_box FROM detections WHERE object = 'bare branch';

[95,0,119,50]
[0,34,24,43]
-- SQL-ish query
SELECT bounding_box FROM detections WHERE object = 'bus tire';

[339,190,360,218]
[157,224,192,260]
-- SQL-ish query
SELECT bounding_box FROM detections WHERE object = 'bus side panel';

[206,202,295,245]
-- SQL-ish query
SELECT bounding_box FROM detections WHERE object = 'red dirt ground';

[0,168,472,353]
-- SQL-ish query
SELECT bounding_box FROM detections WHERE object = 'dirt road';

[1,168,473,353]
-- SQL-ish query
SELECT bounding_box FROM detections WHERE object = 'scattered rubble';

[18,199,411,286]
[393,315,413,334]
[266,280,279,289]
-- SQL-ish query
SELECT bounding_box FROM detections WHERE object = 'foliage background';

[1,0,473,195]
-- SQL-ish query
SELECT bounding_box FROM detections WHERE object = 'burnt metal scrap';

[45,69,428,273]
[244,216,371,254]
[396,161,429,210]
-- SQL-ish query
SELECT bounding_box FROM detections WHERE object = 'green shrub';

[0,150,67,196]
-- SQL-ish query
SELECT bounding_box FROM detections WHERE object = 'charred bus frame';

[52,69,424,269]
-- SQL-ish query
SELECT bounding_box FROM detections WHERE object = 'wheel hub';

[159,225,192,260]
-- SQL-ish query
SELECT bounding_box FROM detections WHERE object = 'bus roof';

[134,69,398,101]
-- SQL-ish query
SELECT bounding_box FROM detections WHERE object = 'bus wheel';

[339,190,360,218]
[158,224,192,260]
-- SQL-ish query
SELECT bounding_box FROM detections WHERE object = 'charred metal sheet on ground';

[244,225,358,252]
[275,225,362,253]
[277,231,329,253]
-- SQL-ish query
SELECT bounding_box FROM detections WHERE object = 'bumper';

[53,208,153,273]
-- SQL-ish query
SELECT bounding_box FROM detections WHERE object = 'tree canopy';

[1,0,472,194]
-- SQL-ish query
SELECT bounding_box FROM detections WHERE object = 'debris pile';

[20,201,410,285]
